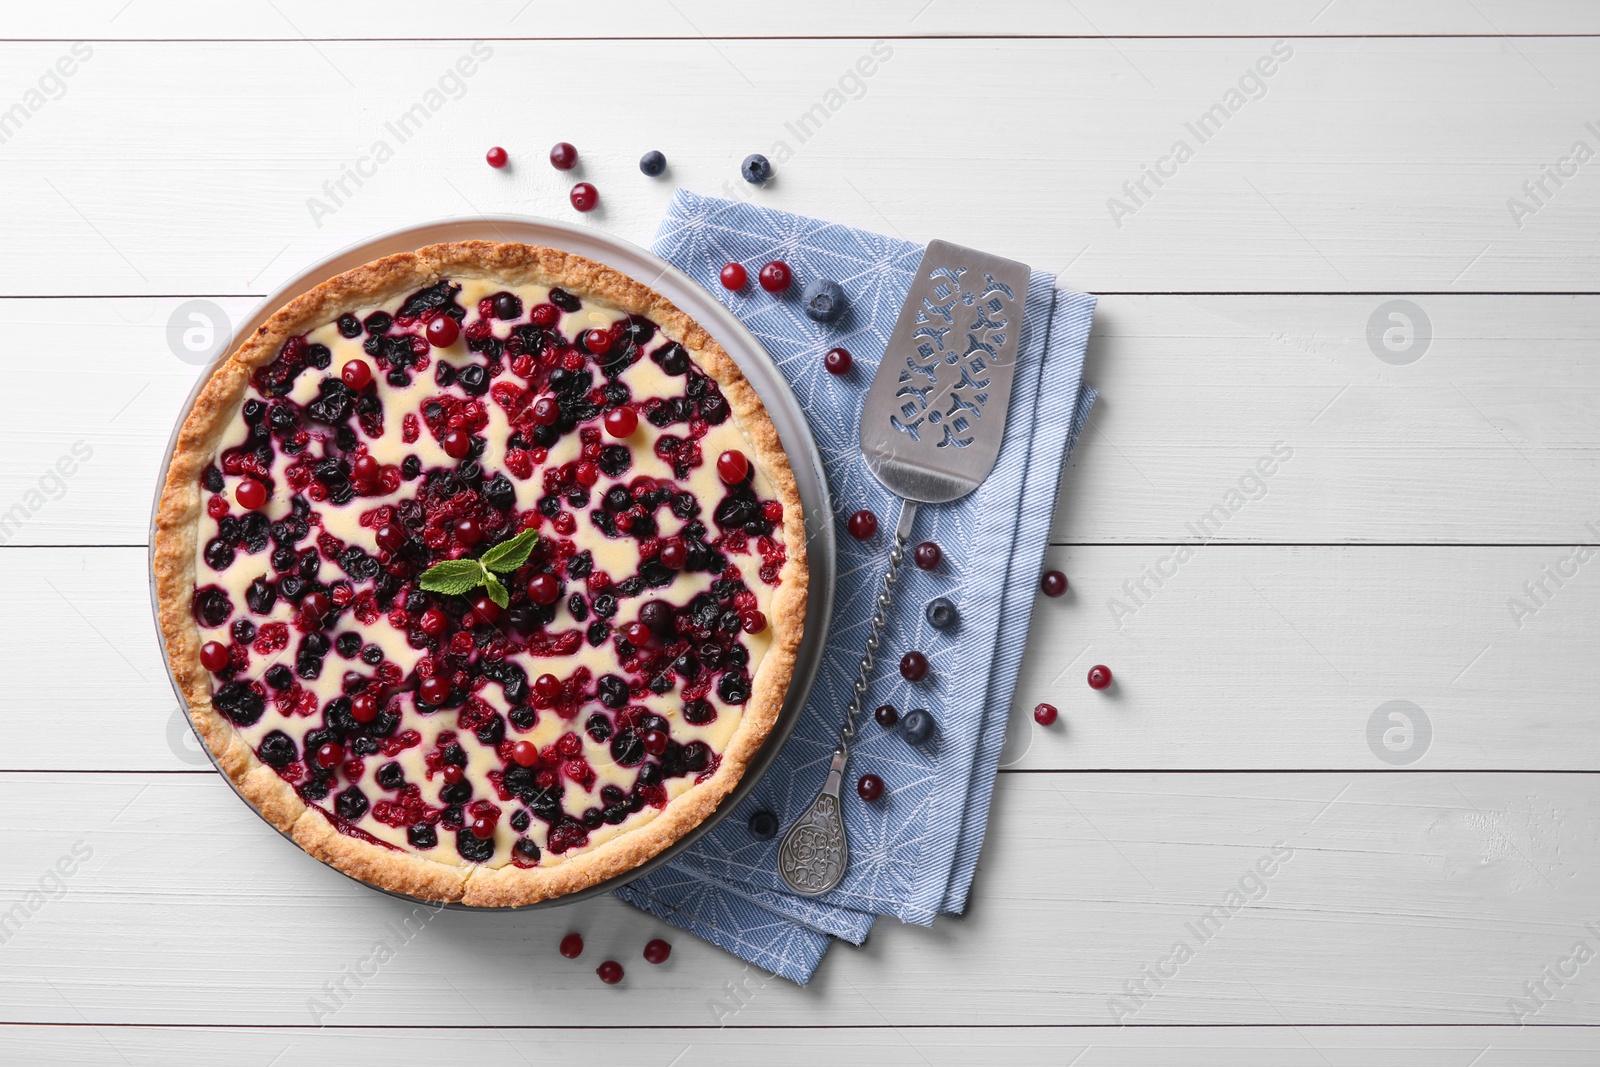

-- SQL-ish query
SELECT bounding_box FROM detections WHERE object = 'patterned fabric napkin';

[614,191,1097,982]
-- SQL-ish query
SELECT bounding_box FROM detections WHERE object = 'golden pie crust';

[153,242,807,906]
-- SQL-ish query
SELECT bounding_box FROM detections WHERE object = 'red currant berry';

[341,359,372,390]
[531,303,559,327]
[874,704,898,728]
[912,541,942,569]
[301,592,331,625]
[847,509,877,540]
[315,742,344,769]
[1040,570,1068,597]
[443,430,472,459]
[596,960,624,985]
[604,406,638,438]
[507,741,536,768]
[485,146,508,168]
[643,938,672,964]
[1088,665,1113,690]
[716,450,749,484]
[570,183,598,212]
[352,454,381,483]
[470,596,500,625]
[534,673,562,703]
[549,142,578,170]
[200,641,230,672]
[720,263,748,290]
[235,478,267,510]
[1033,702,1058,726]
[346,692,377,723]
[206,495,229,520]
[532,396,561,426]
[658,541,687,570]
[440,765,464,787]
[419,675,451,705]
[899,650,929,682]
[559,933,584,958]
[526,574,560,605]
[471,815,496,841]
[758,261,792,293]
[375,524,406,553]
[824,347,852,375]
[419,608,447,636]
[425,315,460,348]
[740,610,767,634]
[584,329,612,355]
[857,774,885,802]
[455,517,483,545]
[641,729,669,756]
[574,460,599,487]
[623,621,652,647]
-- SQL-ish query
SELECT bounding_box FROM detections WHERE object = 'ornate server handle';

[778,500,916,896]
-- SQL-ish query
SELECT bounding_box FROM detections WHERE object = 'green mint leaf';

[483,572,509,609]
[419,558,487,596]
[481,528,539,574]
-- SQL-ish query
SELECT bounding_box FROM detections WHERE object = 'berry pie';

[154,242,806,906]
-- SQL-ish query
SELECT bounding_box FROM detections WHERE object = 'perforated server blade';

[779,240,1031,896]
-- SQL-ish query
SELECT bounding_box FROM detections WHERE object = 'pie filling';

[190,277,788,871]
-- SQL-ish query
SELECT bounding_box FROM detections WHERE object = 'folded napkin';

[615,191,1096,982]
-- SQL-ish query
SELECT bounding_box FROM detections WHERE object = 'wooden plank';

[1,1024,1595,1067]
[7,544,1596,771]
[1,39,1598,293]
[8,1,1600,40]
[3,295,1596,548]
[0,772,1593,1025]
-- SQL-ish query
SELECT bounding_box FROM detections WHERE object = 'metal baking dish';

[147,215,835,909]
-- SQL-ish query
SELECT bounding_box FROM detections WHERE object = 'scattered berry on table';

[741,153,773,184]
[341,359,372,390]
[597,960,624,984]
[570,183,598,212]
[643,938,672,964]
[485,146,508,169]
[857,774,885,802]
[847,509,878,540]
[1040,570,1068,597]
[874,704,899,728]
[1088,665,1113,690]
[200,641,230,672]
[824,347,852,375]
[425,315,460,348]
[1033,702,1058,726]
[758,261,793,293]
[235,478,267,510]
[900,650,929,682]
[800,279,847,323]
[748,810,779,839]
[549,142,578,170]
[604,405,638,438]
[716,450,750,485]
[560,932,585,958]
[639,150,667,176]
[719,262,748,291]
[913,541,942,570]
[899,709,936,744]
[925,597,957,629]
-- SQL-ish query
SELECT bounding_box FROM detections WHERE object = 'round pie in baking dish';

[153,242,806,906]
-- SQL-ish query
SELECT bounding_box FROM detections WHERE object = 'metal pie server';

[778,240,1032,896]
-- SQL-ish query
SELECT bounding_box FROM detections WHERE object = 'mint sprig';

[419,528,538,608]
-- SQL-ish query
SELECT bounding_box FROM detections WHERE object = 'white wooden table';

[3,4,1597,1063]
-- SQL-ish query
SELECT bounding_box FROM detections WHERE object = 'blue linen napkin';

[615,191,1096,982]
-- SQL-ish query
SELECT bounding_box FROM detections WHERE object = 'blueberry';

[740,153,773,185]
[900,708,936,745]
[639,150,667,177]
[800,279,847,323]
[747,810,779,839]
[925,596,958,630]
